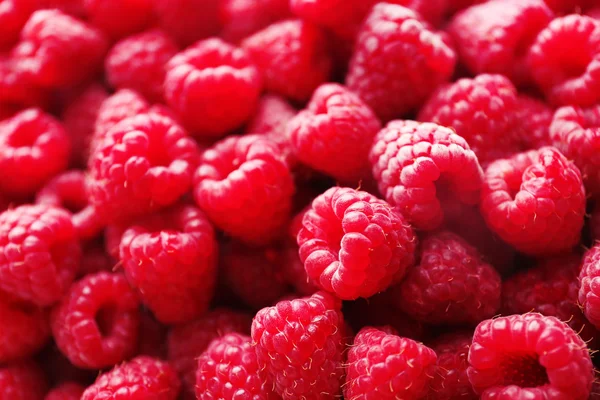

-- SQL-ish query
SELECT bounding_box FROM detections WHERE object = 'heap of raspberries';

[2,1,600,399]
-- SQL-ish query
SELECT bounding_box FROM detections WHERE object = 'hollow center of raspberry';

[95,306,117,336]
[501,353,549,388]
[147,141,172,167]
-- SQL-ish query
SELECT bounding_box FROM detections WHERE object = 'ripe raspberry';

[12,10,108,88]
[45,382,85,400]
[0,361,48,400]
[81,356,180,400]
[467,313,594,399]
[252,291,346,399]
[515,95,554,150]
[448,0,554,86]
[0,108,70,197]
[0,55,49,109]
[0,0,36,50]
[578,244,600,330]
[527,15,600,106]
[220,0,291,43]
[50,272,140,369]
[84,0,153,40]
[119,204,217,324]
[369,120,484,230]
[242,19,331,103]
[344,326,437,400]
[37,0,86,16]
[193,135,294,245]
[0,204,80,306]
[591,205,600,243]
[544,0,596,13]
[418,74,521,164]
[345,4,456,121]
[165,38,261,137]
[154,0,220,46]
[88,112,199,223]
[480,147,585,255]
[106,29,179,103]
[195,333,279,400]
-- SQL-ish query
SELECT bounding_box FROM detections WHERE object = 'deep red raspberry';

[418,74,521,164]
[544,0,597,13]
[88,112,199,223]
[167,308,251,399]
[578,244,600,330]
[527,14,600,106]
[467,313,594,399]
[252,291,346,400]
[592,205,600,243]
[515,94,554,150]
[0,0,36,51]
[119,204,217,324]
[345,326,437,400]
[0,361,48,400]
[81,356,180,400]
[50,272,140,369]
[37,0,86,16]
[346,4,456,121]
[242,19,331,103]
[84,0,153,40]
[370,120,484,230]
[106,29,179,103]
[45,382,85,400]
[195,333,279,400]
[0,55,49,109]
[165,38,261,137]
[480,147,585,255]
[220,0,291,43]
[193,135,294,245]
[154,0,220,46]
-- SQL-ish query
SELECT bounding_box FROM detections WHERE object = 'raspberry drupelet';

[154,0,221,47]
[220,0,292,43]
[84,0,154,40]
[50,272,140,369]
[467,313,594,399]
[45,382,85,400]
[0,361,48,400]
[578,244,600,330]
[369,120,484,230]
[480,147,585,256]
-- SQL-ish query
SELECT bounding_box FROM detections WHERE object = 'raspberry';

[0,0,36,51]
[448,0,554,86]
[195,333,279,400]
[154,0,220,46]
[467,313,594,399]
[544,0,597,13]
[515,95,554,150]
[527,15,600,106]
[220,0,292,43]
[345,4,456,121]
[0,108,70,197]
[242,19,332,103]
[480,147,585,255]
[84,0,153,40]
[45,382,85,400]
[0,56,49,109]
[592,206,600,243]
[50,272,140,369]
[193,135,294,245]
[344,326,437,400]
[119,204,217,324]
[165,38,260,138]
[37,0,86,16]
[577,244,600,330]
[369,120,484,230]
[252,291,346,399]
[12,10,108,88]
[88,112,199,223]
[0,361,48,400]
[395,231,501,325]
[167,308,251,398]
[105,29,179,103]
[286,83,381,183]
[0,204,80,306]
[81,356,180,400]
[418,74,521,164]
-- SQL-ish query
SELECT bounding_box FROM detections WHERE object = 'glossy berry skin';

[220,0,291,43]
[84,0,153,40]
[480,147,585,256]
[0,361,48,400]
[467,313,594,400]
[344,326,437,400]
[154,0,220,46]
[251,291,346,400]
[369,120,484,230]
[578,244,600,330]
[165,38,261,138]
[119,204,217,324]
[515,94,554,150]
[50,272,140,369]
[45,382,85,400]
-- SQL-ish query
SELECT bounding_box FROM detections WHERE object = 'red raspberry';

[195,333,279,400]
[84,0,153,40]
[345,4,456,121]
[0,0,36,51]
[515,95,554,150]
[81,356,180,400]
[544,0,597,13]
[0,204,80,306]
[527,14,600,106]
[119,204,217,324]
[12,10,108,88]
[592,205,600,243]
[167,308,251,398]
[344,326,437,400]
[286,83,381,183]
[106,29,179,103]
[467,313,594,399]
[154,0,220,46]
[193,135,294,245]
[220,0,291,43]
[88,112,199,223]
[297,187,417,300]
[50,272,140,369]
[578,244,600,330]
[418,74,521,164]
[0,56,49,109]
[165,38,261,137]
[37,0,86,16]
[448,0,554,86]
[45,382,85,400]
[369,120,484,230]
[0,361,48,400]
[242,19,332,103]
[395,231,501,325]
[480,147,585,255]
[251,291,346,400]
